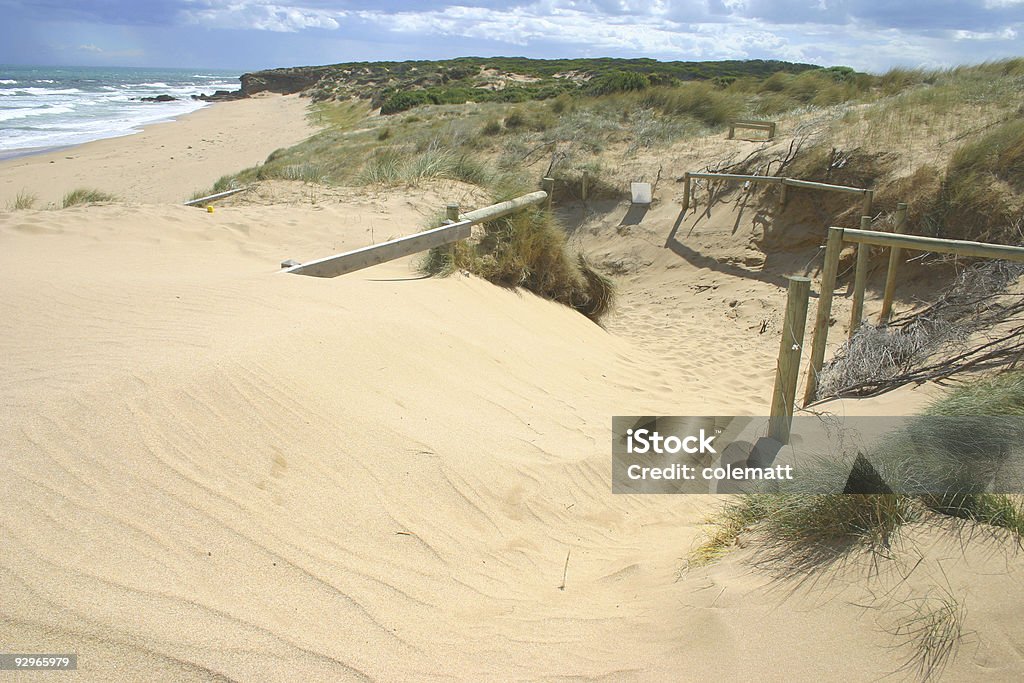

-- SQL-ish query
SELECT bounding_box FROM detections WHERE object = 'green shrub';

[422,205,614,320]
[588,71,651,95]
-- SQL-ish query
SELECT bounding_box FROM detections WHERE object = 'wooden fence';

[281,190,548,278]
[680,172,873,218]
[800,215,1024,405]
[727,120,777,140]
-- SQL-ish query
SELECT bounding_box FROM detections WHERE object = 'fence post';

[681,172,691,213]
[879,202,908,324]
[727,125,735,139]
[769,276,812,444]
[860,189,874,219]
[778,179,788,208]
[445,203,460,223]
[543,177,554,210]
[582,171,589,202]
[803,226,845,406]
[849,216,872,338]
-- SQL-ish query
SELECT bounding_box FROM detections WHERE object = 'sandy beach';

[2,90,1022,681]
[0,94,315,207]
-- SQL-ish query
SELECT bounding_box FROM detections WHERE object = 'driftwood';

[815,261,1024,400]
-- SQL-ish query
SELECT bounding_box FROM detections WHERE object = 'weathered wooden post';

[769,276,812,444]
[681,172,691,213]
[879,202,908,324]
[543,177,554,210]
[778,178,788,208]
[768,121,777,139]
[582,170,589,202]
[727,124,735,139]
[849,216,872,338]
[445,203,460,223]
[803,226,845,406]
[860,189,874,220]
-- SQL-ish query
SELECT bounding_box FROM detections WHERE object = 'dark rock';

[140,94,177,102]
[240,66,333,96]
[194,89,245,102]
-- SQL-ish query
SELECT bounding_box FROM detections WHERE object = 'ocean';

[0,66,241,159]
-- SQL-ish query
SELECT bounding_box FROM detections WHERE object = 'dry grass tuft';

[62,188,116,208]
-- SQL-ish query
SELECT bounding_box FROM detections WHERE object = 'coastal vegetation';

[8,190,37,210]
[61,187,116,208]
[693,370,1024,569]
[196,57,1024,322]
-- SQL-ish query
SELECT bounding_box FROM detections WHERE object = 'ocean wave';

[35,79,56,84]
[0,104,76,122]
[0,79,16,85]
[0,87,84,96]
[138,82,170,88]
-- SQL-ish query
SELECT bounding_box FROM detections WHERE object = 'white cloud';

[77,43,104,52]
[182,1,345,32]
[174,1,1024,70]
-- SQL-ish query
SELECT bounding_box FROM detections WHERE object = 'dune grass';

[8,190,38,210]
[421,205,615,321]
[694,370,1024,569]
[888,588,967,682]
[62,188,116,208]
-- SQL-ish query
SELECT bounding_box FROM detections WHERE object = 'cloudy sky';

[0,1,1022,73]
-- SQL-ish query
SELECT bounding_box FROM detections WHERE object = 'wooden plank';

[768,276,812,444]
[283,221,472,278]
[283,191,548,278]
[687,172,783,183]
[849,217,872,339]
[183,186,248,206]
[782,177,868,194]
[681,172,691,213]
[841,228,1024,262]
[803,226,845,405]
[879,202,908,324]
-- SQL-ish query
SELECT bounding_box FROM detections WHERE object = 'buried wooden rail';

[183,186,249,207]
[768,275,811,444]
[281,190,548,278]
[802,219,1024,405]
[727,120,777,140]
[680,172,872,216]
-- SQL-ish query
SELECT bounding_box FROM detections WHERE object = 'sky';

[0,1,1022,73]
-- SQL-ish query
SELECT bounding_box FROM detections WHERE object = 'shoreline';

[0,99,214,163]
[0,94,316,207]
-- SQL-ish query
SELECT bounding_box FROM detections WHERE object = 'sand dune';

[2,98,1022,681]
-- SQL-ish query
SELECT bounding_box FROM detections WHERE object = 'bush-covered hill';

[240,56,824,113]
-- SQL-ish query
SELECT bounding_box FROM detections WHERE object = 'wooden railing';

[680,172,873,218]
[727,120,777,140]
[800,216,1024,405]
